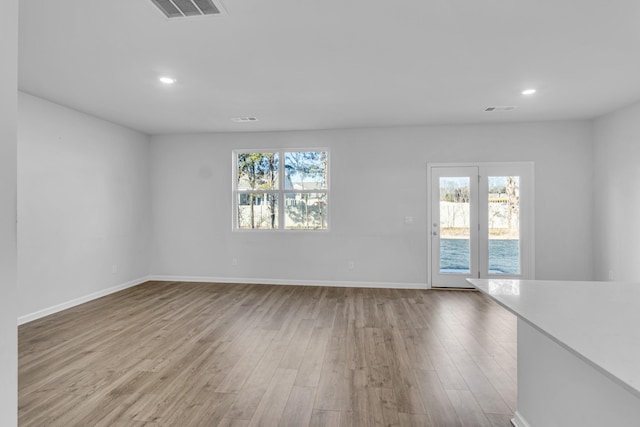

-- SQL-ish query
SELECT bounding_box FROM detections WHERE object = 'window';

[233,150,329,230]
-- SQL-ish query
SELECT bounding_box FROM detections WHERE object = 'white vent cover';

[149,0,225,18]
[485,106,517,112]
[232,117,258,123]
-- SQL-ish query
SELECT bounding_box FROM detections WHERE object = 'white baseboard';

[18,276,150,325]
[147,275,428,290]
[511,411,531,427]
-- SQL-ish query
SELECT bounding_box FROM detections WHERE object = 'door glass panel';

[488,176,520,274]
[439,177,471,273]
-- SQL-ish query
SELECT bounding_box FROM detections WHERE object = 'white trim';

[147,275,428,290]
[18,276,150,325]
[510,412,531,427]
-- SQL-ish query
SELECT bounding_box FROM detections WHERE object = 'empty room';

[2,0,640,426]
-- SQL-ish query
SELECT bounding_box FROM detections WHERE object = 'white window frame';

[232,148,330,231]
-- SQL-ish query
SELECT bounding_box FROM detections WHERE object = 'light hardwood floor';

[19,282,517,426]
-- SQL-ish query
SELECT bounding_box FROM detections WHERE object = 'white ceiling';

[18,0,640,135]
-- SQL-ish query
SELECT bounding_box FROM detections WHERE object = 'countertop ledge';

[467,279,640,399]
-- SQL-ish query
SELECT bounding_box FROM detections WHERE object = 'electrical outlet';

[348,261,355,269]
[608,270,615,281]
[111,264,118,274]
[404,216,414,224]
[232,258,238,266]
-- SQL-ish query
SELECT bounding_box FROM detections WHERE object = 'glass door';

[478,164,533,279]
[430,163,534,288]
[430,167,479,288]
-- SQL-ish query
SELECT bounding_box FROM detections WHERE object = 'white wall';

[593,101,640,281]
[150,121,594,286]
[18,93,151,320]
[0,0,18,424]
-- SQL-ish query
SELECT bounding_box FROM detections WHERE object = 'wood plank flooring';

[19,282,517,427]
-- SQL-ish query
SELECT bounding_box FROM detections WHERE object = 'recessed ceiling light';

[159,76,176,84]
[232,117,258,122]
[522,89,536,95]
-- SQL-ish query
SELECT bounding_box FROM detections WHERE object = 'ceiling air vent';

[149,0,225,18]
[484,106,517,112]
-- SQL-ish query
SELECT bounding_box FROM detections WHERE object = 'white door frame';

[427,162,535,288]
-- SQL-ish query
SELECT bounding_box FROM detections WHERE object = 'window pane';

[284,193,327,230]
[284,152,328,190]
[439,177,470,273]
[237,193,278,229]
[488,176,520,274]
[237,153,279,191]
